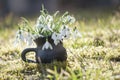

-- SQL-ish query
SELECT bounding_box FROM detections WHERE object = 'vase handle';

[21,48,37,63]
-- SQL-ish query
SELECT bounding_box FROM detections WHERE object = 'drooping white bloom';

[14,30,25,47]
[60,26,71,39]
[52,32,58,40]
[54,40,60,46]
[35,23,44,29]
[41,25,53,33]
[46,15,53,23]
[42,40,53,50]
[73,28,82,39]
[25,33,33,46]
[38,15,46,23]
[16,30,24,42]
[13,37,20,47]
[69,16,76,24]
[63,15,75,24]
[52,32,62,45]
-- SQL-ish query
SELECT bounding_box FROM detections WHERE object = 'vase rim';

[34,36,52,40]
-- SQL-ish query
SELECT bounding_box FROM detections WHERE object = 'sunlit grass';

[0,11,120,80]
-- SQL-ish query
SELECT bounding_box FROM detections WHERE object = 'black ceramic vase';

[21,36,67,63]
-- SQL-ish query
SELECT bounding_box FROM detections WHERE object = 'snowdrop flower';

[38,15,45,23]
[52,32,62,45]
[13,38,20,47]
[35,23,44,29]
[42,40,53,50]
[60,26,71,39]
[25,33,33,46]
[67,15,75,23]
[54,39,60,45]
[63,15,75,24]
[14,30,25,46]
[46,15,53,23]
[52,32,58,40]
[41,25,53,33]
[73,27,82,39]
[16,30,25,42]
[69,16,76,24]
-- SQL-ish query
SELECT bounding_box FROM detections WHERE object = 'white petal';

[52,32,62,45]
[72,29,82,40]
[41,25,53,33]
[46,15,53,22]
[57,34,63,40]
[60,26,71,39]
[54,40,60,45]
[36,23,44,29]
[13,39,19,47]
[19,33,24,41]
[47,25,53,32]
[38,15,45,22]
[75,30,82,38]
[42,41,53,50]
[62,15,75,24]
[77,32,82,38]
[52,32,57,40]
[24,34,33,46]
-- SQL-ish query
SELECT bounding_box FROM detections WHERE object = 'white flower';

[42,40,53,50]
[52,32,62,45]
[60,26,71,39]
[38,15,45,23]
[14,30,25,47]
[52,32,57,40]
[25,33,33,46]
[63,15,75,24]
[16,30,24,42]
[13,38,20,47]
[73,28,82,39]
[46,15,53,22]
[54,40,60,45]
[41,25,53,33]
[35,23,44,29]
[69,16,76,23]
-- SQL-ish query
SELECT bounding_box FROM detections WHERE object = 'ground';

[0,10,120,80]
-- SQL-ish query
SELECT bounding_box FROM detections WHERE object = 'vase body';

[21,36,67,63]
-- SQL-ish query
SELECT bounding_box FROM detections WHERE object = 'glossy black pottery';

[21,36,67,63]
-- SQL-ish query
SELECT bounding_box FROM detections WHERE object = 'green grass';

[0,11,120,80]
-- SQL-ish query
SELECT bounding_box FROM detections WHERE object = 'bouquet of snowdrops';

[15,8,81,50]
